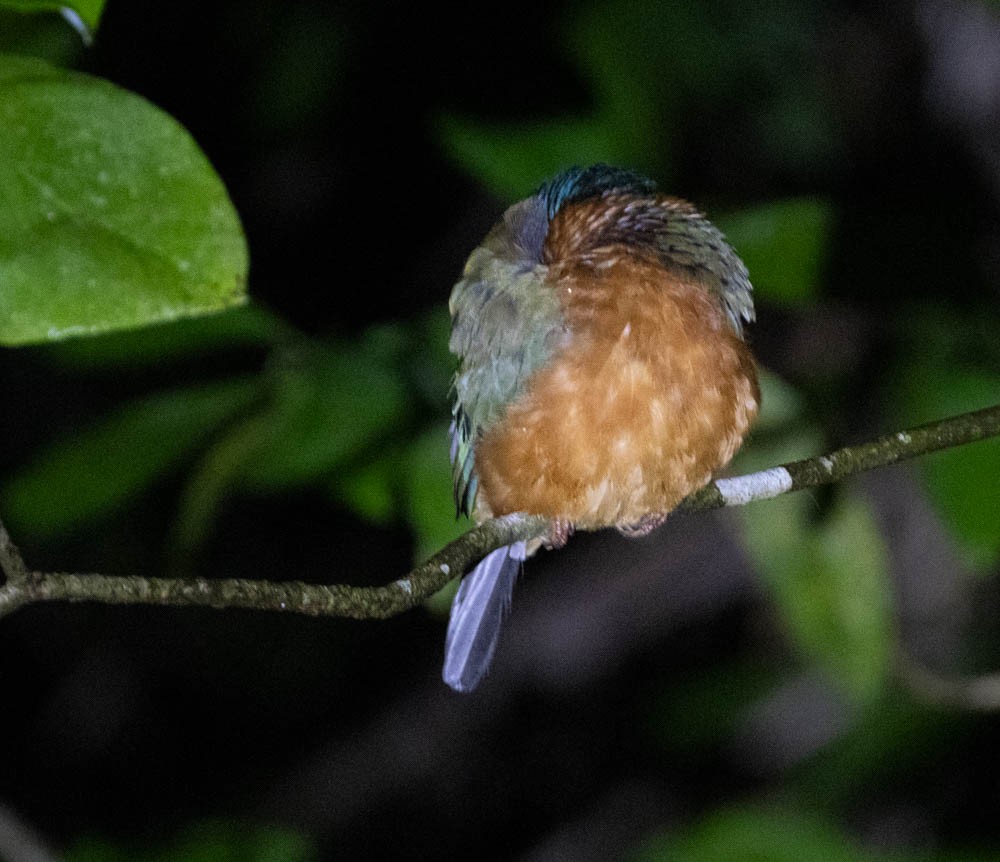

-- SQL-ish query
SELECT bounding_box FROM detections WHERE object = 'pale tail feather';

[442,541,527,692]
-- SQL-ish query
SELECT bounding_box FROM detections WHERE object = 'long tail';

[442,540,527,692]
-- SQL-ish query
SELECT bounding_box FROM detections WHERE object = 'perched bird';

[444,164,759,692]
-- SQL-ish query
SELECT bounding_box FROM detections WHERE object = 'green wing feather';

[654,201,755,337]
[448,223,565,518]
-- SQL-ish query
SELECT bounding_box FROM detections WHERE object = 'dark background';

[2,0,1000,859]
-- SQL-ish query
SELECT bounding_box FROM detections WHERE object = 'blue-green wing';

[654,200,755,337]
[448,245,564,518]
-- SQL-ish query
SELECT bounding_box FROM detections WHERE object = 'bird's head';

[476,164,754,336]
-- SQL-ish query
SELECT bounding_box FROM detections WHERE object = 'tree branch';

[0,511,547,621]
[1,403,998,624]
[678,401,1000,511]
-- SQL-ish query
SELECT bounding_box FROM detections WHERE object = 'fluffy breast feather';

[472,252,759,526]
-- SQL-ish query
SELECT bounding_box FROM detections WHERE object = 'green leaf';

[786,688,950,810]
[247,339,410,490]
[173,327,423,555]
[409,307,461,408]
[742,495,893,702]
[331,446,408,526]
[0,54,248,345]
[331,423,470,570]
[434,0,689,199]
[0,1,105,40]
[634,806,876,862]
[41,304,288,370]
[436,114,644,203]
[171,411,275,556]
[645,659,778,756]
[751,368,806,434]
[718,197,834,305]
[1,377,259,538]
[896,361,1000,569]
[437,1,835,200]
[401,424,466,563]
[66,820,316,862]
[0,7,83,64]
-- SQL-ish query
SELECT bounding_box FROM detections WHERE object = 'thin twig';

[0,512,548,621]
[679,401,1000,511]
[0,404,998,624]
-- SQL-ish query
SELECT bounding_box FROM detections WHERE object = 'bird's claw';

[617,513,668,538]
[545,519,574,549]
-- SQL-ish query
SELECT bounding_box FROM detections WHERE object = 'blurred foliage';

[43,304,291,368]
[2,0,1000,860]
[892,305,1000,569]
[245,337,411,491]
[644,666,967,856]
[644,658,778,757]
[634,806,884,862]
[0,0,104,37]
[3,307,458,565]
[0,7,81,64]
[718,198,833,306]
[729,372,894,703]
[744,492,894,703]
[66,820,315,862]
[400,423,467,561]
[634,801,1000,861]
[3,377,260,538]
[437,0,838,199]
[0,53,247,345]
[251,6,346,136]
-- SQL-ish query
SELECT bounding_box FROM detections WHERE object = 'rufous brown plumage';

[443,164,759,692]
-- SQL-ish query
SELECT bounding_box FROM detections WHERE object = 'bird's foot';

[545,519,574,550]
[617,512,668,538]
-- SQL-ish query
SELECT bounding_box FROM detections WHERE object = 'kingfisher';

[444,164,759,692]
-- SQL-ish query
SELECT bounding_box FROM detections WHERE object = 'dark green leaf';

[742,495,893,702]
[171,411,275,556]
[437,1,833,200]
[787,688,950,810]
[0,7,83,63]
[0,54,248,345]
[0,1,104,40]
[436,114,641,203]
[634,806,875,862]
[750,368,806,435]
[401,424,466,563]
[333,451,401,525]
[718,198,834,305]
[41,304,288,370]
[1,378,259,537]
[66,820,316,862]
[247,336,410,490]
[645,660,778,756]
[409,308,457,408]
[896,361,1000,569]
[175,327,422,554]
[435,0,691,199]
